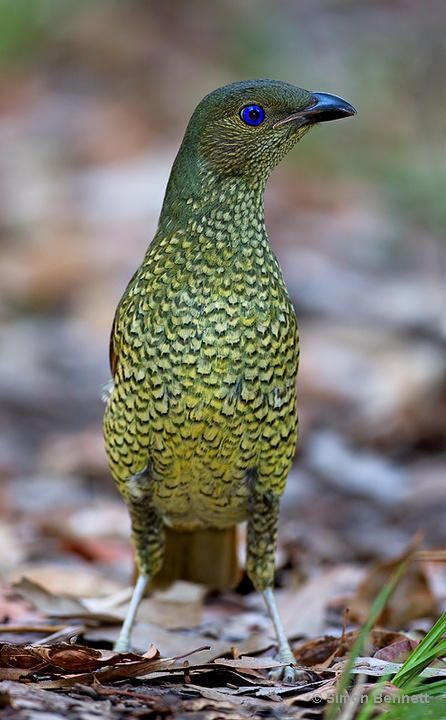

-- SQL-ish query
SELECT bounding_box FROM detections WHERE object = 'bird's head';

[182,79,356,182]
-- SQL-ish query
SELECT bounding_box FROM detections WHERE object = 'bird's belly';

[145,369,295,529]
[149,407,256,528]
[106,292,299,525]
[153,476,251,530]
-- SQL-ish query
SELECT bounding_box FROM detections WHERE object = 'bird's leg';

[262,587,295,667]
[114,497,164,653]
[114,573,149,652]
[247,491,304,683]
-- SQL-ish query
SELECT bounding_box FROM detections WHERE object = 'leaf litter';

[0,543,445,718]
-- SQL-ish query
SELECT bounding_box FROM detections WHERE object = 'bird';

[103,79,355,682]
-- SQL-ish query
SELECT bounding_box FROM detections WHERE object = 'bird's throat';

[156,165,270,268]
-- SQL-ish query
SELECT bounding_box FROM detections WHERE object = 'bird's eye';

[240,104,265,127]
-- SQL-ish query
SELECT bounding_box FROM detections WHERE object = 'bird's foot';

[268,649,307,684]
[112,574,149,654]
[113,635,131,653]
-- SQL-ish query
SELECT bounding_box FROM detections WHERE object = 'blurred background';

[0,0,445,598]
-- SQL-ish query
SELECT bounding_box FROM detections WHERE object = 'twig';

[415,550,446,562]
[32,626,86,645]
[0,624,68,634]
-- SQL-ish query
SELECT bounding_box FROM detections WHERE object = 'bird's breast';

[106,228,299,518]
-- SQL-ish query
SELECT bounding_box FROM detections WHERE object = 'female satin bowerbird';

[104,79,355,681]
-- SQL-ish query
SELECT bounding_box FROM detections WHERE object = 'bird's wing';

[108,267,140,378]
[109,308,119,377]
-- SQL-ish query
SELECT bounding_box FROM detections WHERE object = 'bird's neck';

[144,146,281,281]
[158,166,267,239]
[139,161,287,303]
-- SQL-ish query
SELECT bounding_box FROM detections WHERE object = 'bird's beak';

[274,92,356,128]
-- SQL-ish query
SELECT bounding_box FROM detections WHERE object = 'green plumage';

[103,80,355,619]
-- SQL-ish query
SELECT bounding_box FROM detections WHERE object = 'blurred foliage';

[0,0,83,62]
[1,0,444,237]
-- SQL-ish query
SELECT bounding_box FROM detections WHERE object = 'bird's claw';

[268,663,306,683]
[268,650,306,683]
[113,638,131,654]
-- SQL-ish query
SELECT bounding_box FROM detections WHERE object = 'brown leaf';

[12,578,126,622]
[138,581,205,630]
[294,628,409,668]
[85,621,229,661]
[0,640,173,691]
[348,543,438,626]
[0,584,43,626]
[0,642,117,674]
[8,565,124,599]
[276,565,364,639]
[374,638,419,663]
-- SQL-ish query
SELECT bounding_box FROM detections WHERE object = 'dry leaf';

[292,678,338,703]
[276,565,364,638]
[0,585,43,626]
[7,564,124,598]
[374,638,419,663]
[0,642,121,674]
[0,642,165,687]
[293,628,409,668]
[13,578,126,622]
[139,581,205,629]
[350,656,446,679]
[85,621,227,661]
[348,546,438,626]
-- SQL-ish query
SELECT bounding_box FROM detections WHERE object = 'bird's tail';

[150,526,241,590]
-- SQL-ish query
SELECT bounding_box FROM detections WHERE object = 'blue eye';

[240,104,265,126]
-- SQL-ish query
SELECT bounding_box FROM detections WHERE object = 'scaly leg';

[113,495,164,653]
[247,491,304,683]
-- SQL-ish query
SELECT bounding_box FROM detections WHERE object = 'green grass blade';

[381,697,446,720]
[325,559,408,720]
[393,612,446,689]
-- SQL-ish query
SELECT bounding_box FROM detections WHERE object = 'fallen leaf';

[350,656,446,678]
[276,565,364,638]
[348,544,438,626]
[139,581,205,630]
[0,642,113,674]
[0,641,164,686]
[0,585,43,625]
[293,628,409,668]
[85,621,230,662]
[292,677,338,703]
[374,638,419,663]
[13,579,87,617]
[8,564,124,598]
